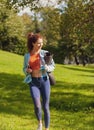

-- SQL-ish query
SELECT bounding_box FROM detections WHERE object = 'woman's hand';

[45,64,49,72]
[26,68,32,73]
[26,67,32,74]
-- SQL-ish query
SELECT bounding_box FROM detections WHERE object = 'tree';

[40,7,61,46]
[60,0,94,65]
[0,0,26,54]
[1,0,94,64]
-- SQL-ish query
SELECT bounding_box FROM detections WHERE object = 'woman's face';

[33,38,43,50]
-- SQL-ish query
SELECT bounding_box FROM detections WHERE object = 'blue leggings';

[29,76,50,128]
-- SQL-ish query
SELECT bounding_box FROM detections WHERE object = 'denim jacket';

[23,49,55,83]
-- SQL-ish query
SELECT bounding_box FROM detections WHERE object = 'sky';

[18,0,66,16]
[18,7,32,16]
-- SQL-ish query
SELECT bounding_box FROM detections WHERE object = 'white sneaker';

[37,123,42,130]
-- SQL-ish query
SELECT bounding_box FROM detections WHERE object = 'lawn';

[0,50,94,130]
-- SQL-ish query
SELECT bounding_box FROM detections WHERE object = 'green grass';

[0,50,94,130]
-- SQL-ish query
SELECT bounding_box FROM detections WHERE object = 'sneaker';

[37,123,42,130]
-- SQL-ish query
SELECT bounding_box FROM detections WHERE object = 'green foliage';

[60,0,94,64]
[40,7,61,46]
[0,0,94,64]
[0,50,94,130]
[0,1,26,54]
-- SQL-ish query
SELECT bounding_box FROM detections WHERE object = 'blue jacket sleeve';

[45,58,55,72]
[23,53,29,75]
[41,50,55,72]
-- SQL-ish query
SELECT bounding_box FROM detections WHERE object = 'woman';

[23,33,55,130]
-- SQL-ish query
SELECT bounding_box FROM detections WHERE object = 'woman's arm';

[45,59,55,72]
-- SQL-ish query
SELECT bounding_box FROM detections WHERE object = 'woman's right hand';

[26,65,32,73]
[26,67,32,74]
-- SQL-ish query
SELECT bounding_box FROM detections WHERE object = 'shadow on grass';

[0,72,94,117]
[50,81,94,112]
[78,74,94,77]
[0,72,34,117]
[63,66,94,73]
[54,80,94,91]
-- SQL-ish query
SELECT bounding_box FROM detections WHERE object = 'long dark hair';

[27,32,42,52]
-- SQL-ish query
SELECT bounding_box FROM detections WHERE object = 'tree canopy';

[0,0,94,64]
